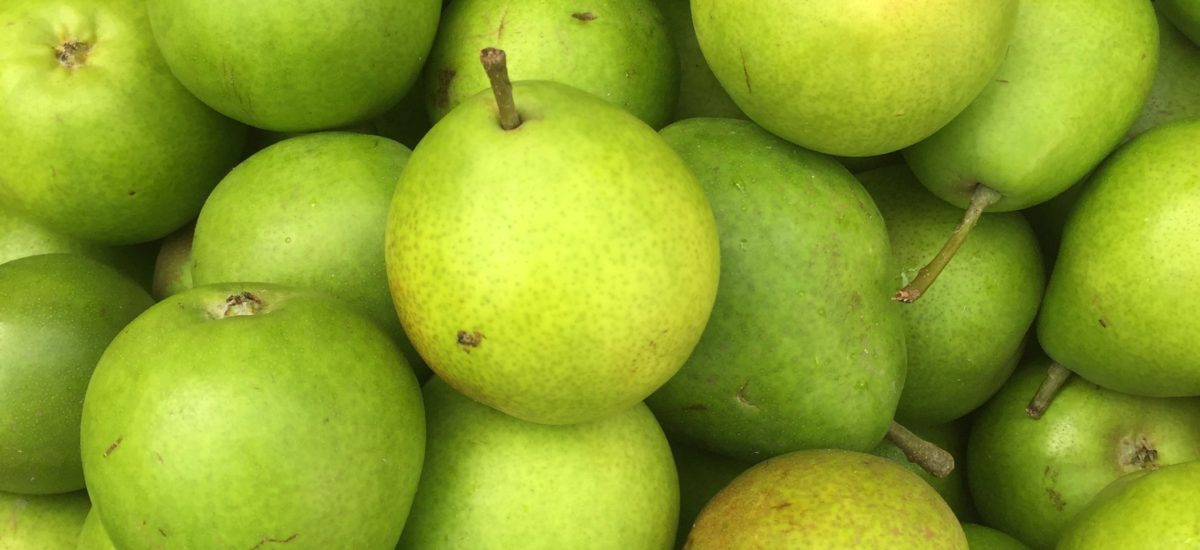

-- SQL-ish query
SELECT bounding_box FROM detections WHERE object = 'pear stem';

[1025,362,1073,419]
[894,184,1003,303]
[479,47,521,130]
[885,421,955,478]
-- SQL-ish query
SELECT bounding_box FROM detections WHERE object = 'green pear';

[190,131,426,377]
[1038,119,1200,396]
[79,284,426,549]
[77,508,117,550]
[857,164,1044,425]
[0,0,246,246]
[966,359,1200,549]
[1159,0,1200,45]
[1127,9,1200,138]
[904,0,1159,212]
[397,377,678,549]
[0,254,153,495]
[423,0,677,128]
[1,205,157,290]
[670,441,751,549]
[646,118,905,461]
[691,0,1017,156]
[1056,460,1200,549]
[0,490,90,550]
[961,523,1030,550]
[150,222,193,300]
[386,78,720,425]
[871,420,976,521]
[653,0,743,121]
[145,0,441,131]
[684,449,967,549]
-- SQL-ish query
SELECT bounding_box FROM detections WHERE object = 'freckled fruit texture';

[1037,120,1200,397]
[423,0,677,128]
[904,0,1159,212]
[79,284,426,549]
[646,118,905,461]
[690,0,1017,157]
[684,449,967,549]
[189,132,427,377]
[0,0,246,246]
[1056,461,1200,549]
[0,490,90,550]
[396,377,679,549]
[386,80,720,426]
[0,254,153,495]
[966,359,1200,549]
[145,0,441,132]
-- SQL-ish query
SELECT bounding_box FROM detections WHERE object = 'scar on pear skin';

[457,330,485,352]
[572,12,597,21]
[102,436,123,457]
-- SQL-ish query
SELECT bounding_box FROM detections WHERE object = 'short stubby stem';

[479,47,521,130]
[885,421,955,478]
[1025,362,1073,419]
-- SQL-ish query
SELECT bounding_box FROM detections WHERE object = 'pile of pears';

[2,0,1200,548]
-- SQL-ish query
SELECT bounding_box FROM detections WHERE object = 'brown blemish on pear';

[55,39,91,69]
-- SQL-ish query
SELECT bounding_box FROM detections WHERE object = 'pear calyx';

[209,291,265,319]
[55,39,92,69]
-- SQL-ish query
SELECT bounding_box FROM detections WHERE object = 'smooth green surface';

[1127,9,1200,138]
[905,0,1159,211]
[150,222,193,300]
[692,0,1017,156]
[966,360,1200,549]
[76,508,117,550]
[670,441,750,549]
[871,420,976,522]
[0,0,245,245]
[685,449,967,549]
[961,523,1030,550]
[858,164,1043,425]
[397,377,678,550]
[0,205,156,290]
[0,490,90,550]
[0,254,153,495]
[654,0,743,122]
[190,132,425,375]
[387,81,720,426]
[80,284,426,549]
[648,118,905,461]
[1160,0,1200,45]
[145,0,440,131]
[424,0,677,128]
[1056,461,1200,549]
[1038,120,1200,396]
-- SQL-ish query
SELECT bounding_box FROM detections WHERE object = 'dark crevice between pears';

[894,183,1003,303]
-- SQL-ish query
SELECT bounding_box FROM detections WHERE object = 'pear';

[684,449,967,549]
[966,359,1200,549]
[871,420,976,521]
[0,205,156,290]
[1037,119,1200,397]
[961,523,1030,550]
[150,222,194,300]
[423,0,678,127]
[857,164,1044,425]
[77,508,118,550]
[386,53,720,425]
[1159,0,1200,45]
[397,376,678,549]
[0,490,90,550]
[653,0,744,121]
[1127,9,1200,138]
[1056,460,1200,549]
[670,441,751,548]
[691,0,1017,157]
[645,118,905,461]
[896,0,1158,301]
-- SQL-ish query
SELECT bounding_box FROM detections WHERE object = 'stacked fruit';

[2,0,1199,549]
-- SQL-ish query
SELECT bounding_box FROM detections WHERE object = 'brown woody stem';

[1025,362,1073,419]
[886,421,955,478]
[479,47,521,130]
[894,184,1003,303]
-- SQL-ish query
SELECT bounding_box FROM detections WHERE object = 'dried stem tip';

[480,47,521,130]
[885,421,956,478]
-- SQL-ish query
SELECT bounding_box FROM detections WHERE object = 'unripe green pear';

[0,490,90,550]
[1056,461,1200,549]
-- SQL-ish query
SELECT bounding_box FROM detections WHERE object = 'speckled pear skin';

[397,377,679,550]
[1037,119,1200,396]
[857,164,1043,425]
[423,0,678,128]
[690,0,1017,157]
[960,523,1030,550]
[646,118,905,462]
[904,0,1159,212]
[386,81,720,426]
[965,359,1200,549]
[0,490,90,549]
[1159,0,1200,45]
[683,449,967,549]
[1056,461,1200,549]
